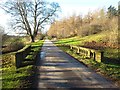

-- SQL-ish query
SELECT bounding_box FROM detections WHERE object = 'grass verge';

[2,65,34,88]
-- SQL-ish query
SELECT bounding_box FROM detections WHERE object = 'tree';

[0,25,4,46]
[107,5,117,18]
[118,2,120,16]
[0,25,4,36]
[1,0,60,42]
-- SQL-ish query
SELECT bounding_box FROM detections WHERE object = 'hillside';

[56,31,108,45]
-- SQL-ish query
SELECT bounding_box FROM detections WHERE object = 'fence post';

[77,47,80,54]
[15,52,23,68]
[95,51,104,62]
[70,45,73,49]
[87,50,91,58]
[93,52,96,60]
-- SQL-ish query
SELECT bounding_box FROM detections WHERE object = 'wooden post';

[95,51,104,62]
[70,45,73,49]
[93,52,96,60]
[77,47,80,54]
[87,50,91,58]
[15,52,23,68]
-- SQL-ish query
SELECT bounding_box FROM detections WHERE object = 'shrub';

[2,42,25,54]
[89,25,102,34]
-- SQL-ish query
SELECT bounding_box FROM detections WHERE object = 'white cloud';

[60,5,97,18]
[0,14,8,27]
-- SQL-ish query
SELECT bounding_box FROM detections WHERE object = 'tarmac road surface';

[34,39,119,89]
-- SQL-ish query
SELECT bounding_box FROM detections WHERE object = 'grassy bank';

[55,32,107,45]
[2,65,34,88]
[2,40,44,89]
[54,33,120,87]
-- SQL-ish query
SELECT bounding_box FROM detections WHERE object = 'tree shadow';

[54,39,80,45]
[102,57,120,65]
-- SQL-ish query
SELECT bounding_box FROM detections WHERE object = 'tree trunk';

[31,35,35,42]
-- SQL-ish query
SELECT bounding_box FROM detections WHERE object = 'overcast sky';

[0,0,119,34]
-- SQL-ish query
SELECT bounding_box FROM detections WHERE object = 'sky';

[49,0,119,18]
[0,0,119,34]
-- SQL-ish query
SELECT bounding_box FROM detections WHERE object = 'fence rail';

[70,45,104,62]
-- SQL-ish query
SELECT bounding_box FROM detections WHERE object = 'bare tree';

[1,0,60,42]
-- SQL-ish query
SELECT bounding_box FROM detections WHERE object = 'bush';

[89,25,102,34]
[79,25,90,37]
[2,42,25,54]
[10,42,24,50]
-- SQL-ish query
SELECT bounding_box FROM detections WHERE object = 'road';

[34,39,118,89]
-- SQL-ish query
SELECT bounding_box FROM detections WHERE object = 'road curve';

[35,39,118,89]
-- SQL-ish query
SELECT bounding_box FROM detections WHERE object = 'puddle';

[47,48,50,49]
[40,52,46,60]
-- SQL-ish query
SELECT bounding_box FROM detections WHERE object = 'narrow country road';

[34,39,118,89]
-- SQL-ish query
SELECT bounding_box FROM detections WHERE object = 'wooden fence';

[70,45,104,62]
[15,45,31,68]
[2,45,32,68]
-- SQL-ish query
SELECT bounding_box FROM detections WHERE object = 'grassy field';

[55,32,120,87]
[55,31,108,45]
[1,40,44,89]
